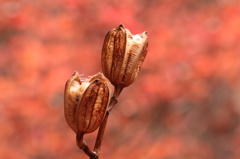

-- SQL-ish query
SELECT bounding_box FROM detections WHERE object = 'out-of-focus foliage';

[0,0,240,158]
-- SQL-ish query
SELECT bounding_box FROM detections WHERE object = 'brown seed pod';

[64,72,112,134]
[101,24,148,96]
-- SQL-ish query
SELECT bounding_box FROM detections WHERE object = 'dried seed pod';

[101,24,148,96]
[64,72,112,134]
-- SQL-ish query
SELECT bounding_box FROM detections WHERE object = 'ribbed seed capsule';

[64,72,112,135]
[101,24,148,95]
[77,80,109,133]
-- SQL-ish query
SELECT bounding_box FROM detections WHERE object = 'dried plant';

[64,25,148,159]
[102,24,148,97]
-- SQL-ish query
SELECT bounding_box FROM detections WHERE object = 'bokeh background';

[1,0,240,159]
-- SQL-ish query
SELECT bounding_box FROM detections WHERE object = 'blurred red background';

[1,0,240,159]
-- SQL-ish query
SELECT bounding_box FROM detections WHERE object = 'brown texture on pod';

[64,72,112,134]
[64,71,81,133]
[77,79,109,133]
[101,24,148,92]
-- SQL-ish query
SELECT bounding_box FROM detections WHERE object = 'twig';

[91,97,118,159]
[76,134,97,158]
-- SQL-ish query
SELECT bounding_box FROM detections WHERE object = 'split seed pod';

[64,72,112,135]
[101,24,148,96]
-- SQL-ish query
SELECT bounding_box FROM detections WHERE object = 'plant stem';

[91,97,118,159]
[91,112,109,159]
[76,134,97,158]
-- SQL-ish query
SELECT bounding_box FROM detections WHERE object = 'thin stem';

[76,134,97,158]
[92,112,109,159]
[114,86,123,98]
[91,97,118,159]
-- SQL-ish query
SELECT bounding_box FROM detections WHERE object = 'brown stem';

[76,134,97,158]
[114,86,123,98]
[92,112,109,159]
[91,97,118,159]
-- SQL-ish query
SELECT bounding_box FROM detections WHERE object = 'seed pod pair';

[64,72,112,135]
[101,24,148,96]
